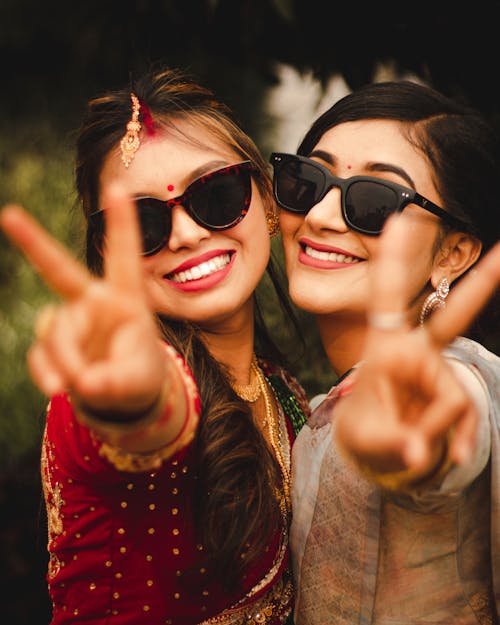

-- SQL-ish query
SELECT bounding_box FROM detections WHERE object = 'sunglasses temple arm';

[413,192,472,232]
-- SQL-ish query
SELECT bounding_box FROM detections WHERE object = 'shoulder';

[445,337,500,393]
[445,336,500,367]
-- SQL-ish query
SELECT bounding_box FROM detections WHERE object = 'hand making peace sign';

[333,215,500,484]
[0,185,170,419]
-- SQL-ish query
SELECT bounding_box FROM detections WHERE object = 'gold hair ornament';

[120,93,141,168]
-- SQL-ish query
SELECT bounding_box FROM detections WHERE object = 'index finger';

[426,241,500,347]
[0,204,91,300]
[367,215,413,327]
[100,184,144,292]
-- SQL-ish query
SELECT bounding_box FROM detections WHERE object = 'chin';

[289,282,367,317]
[288,286,331,315]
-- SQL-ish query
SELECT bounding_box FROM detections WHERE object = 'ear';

[431,232,482,288]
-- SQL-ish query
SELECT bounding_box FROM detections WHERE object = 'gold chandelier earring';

[419,277,450,325]
[266,210,280,238]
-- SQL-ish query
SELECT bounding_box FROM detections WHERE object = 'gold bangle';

[339,435,453,493]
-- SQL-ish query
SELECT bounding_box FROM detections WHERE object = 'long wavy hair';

[298,80,500,342]
[75,66,298,586]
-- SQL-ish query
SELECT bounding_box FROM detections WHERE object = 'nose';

[167,204,211,251]
[304,185,349,233]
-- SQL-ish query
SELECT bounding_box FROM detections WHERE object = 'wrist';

[95,345,201,470]
[73,383,169,430]
[339,435,453,493]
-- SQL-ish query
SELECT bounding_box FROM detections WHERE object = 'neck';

[200,305,256,385]
[315,312,368,377]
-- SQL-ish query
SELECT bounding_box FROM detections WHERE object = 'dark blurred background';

[1,2,499,623]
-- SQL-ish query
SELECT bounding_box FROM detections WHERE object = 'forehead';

[314,119,427,169]
[100,119,240,192]
[312,118,442,206]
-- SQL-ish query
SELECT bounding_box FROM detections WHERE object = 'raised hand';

[334,215,500,483]
[0,185,168,417]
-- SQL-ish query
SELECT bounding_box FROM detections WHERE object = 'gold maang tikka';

[120,93,141,167]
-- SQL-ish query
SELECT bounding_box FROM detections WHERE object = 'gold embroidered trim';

[98,344,200,471]
[41,415,64,579]
[469,590,495,625]
[98,410,197,472]
[197,572,293,625]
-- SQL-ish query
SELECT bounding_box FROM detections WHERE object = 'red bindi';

[347,165,352,169]
[167,184,175,192]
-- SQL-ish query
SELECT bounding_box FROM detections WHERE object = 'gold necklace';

[254,363,291,512]
[231,355,262,403]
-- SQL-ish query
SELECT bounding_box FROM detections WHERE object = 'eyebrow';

[133,159,232,199]
[309,149,417,190]
[189,160,232,181]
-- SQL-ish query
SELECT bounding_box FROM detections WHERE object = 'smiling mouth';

[303,244,360,264]
[168,253,232,283]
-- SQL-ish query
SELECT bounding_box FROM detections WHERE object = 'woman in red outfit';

[0,67,309,624]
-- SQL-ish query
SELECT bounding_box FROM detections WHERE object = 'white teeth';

[304,245,359,264]
[170,253,231,283]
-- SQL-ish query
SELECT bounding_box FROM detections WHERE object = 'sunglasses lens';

[91,165,253,258]
[345,181,399,234]
[136,198,170,255]
[275,159,324,212]
[190,170,251,228]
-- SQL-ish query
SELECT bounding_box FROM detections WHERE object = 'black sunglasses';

[89,161,254,256]
[270,152,471,235]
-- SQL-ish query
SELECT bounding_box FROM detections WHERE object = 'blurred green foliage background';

[1,2,499,623]
[1,125,77,464]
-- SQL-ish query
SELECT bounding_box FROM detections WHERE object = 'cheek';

[279,210,303,232]
[247,218,271,273]
[279,212,303,249]
[231,204,271,280]
[140,257,165,297]
[406,248,436,290]
[140,255,158,273]
[244,200,269,241]
[402,224,439,271]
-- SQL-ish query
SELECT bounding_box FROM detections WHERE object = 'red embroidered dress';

[41,348,309,625]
